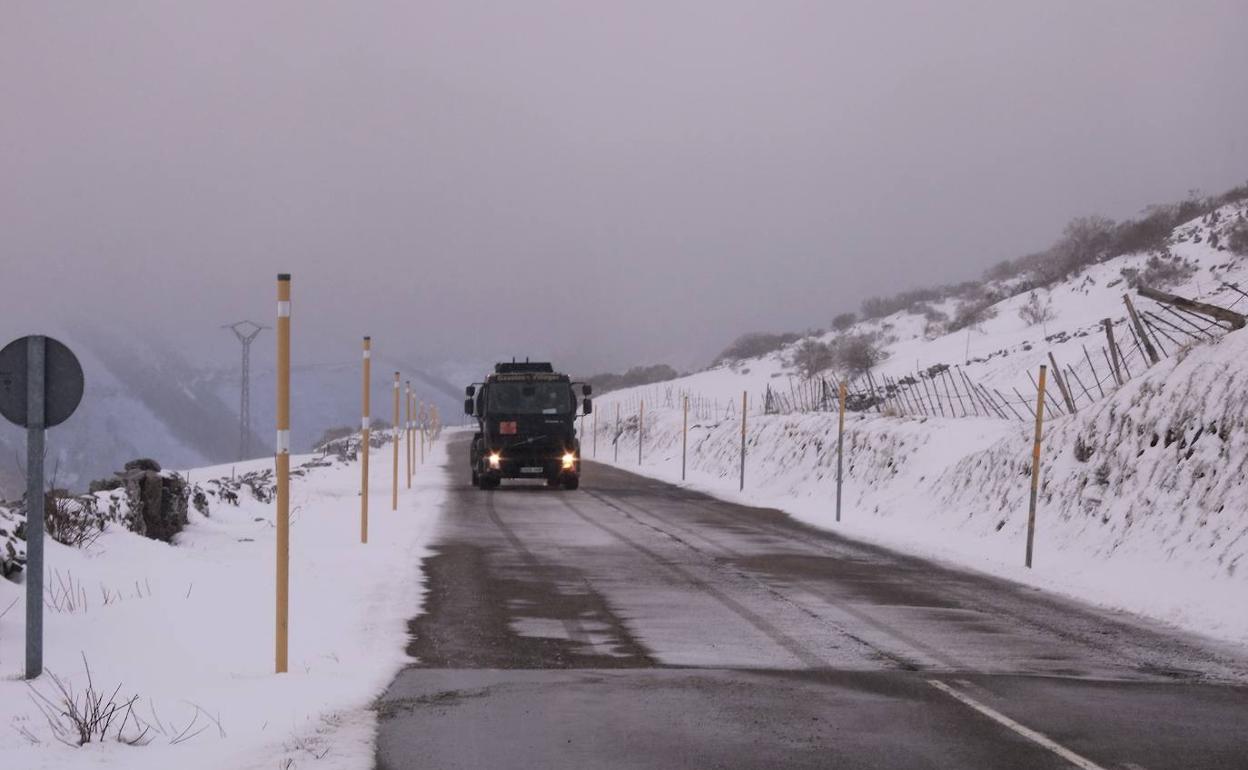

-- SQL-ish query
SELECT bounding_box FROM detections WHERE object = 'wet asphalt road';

[376,434,1248,769]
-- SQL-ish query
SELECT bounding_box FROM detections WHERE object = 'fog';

[3,1,1247,377]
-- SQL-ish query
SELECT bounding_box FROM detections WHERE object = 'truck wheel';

[546,477,561,488]
[563,476,580,491]
[471,468,480,487]
[480,476,500,490]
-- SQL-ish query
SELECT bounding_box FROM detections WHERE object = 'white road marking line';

[927,680,1109,770]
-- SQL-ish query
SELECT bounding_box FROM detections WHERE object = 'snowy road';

[376,435,1248,769]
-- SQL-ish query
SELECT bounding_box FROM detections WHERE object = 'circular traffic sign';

[0,336,84,428]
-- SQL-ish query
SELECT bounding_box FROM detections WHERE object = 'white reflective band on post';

[362,416,371,429]
[394,381,400,389]
[363,350,371,359]
[276,430,290,454]
[277,301,291,318]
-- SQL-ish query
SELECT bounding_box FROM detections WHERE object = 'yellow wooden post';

[836,380,847,522]
[360,337,371,544]
[392,372,400,510]
[275,273,291,674]
[405,382,412,488]
[1025,365,1047,568]
[420,401,426,464]
[739,390,747,491]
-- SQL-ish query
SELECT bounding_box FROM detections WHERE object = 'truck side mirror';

[582,398,593,415]
[464,398,474,416]
[582,384,592,396]
[465,385,476,397]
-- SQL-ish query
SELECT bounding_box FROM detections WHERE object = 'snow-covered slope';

[586,200,1248,645]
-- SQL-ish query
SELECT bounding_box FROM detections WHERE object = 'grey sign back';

[0,336,84,428]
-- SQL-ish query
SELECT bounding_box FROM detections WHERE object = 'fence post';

[1123,295,1160,365]
[1046,353,1077,413]
[682,394,688,481]
[275,273,292,674]
[638,399,644,466]
[739,390,747,491]
[1103,319,1123,386]
[614,402,620,462]
[593,403,598,459]
[837,380,846,522]
[1025,365,1047,569]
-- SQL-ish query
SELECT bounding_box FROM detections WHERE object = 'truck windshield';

[487,382,573,415]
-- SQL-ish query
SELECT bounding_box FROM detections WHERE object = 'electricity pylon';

[224,320,269,460]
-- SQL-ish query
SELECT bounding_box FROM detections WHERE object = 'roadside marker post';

[420,402,426,464]
[593,404,598,459]
[392,372,400,511]
[405,382,412,489]
[1025,365,1047,569]
[837,380,846,523]
[0,335,84,679]
[614,403,620,462]
[739,390,747,491]
[275,274,292,674]
[681,395,688,481]
[360,337,371,544]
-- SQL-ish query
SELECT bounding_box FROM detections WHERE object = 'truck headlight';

[561,452,576,469]
[488,452,502,469]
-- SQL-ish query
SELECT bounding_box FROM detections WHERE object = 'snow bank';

[0,435,447,769]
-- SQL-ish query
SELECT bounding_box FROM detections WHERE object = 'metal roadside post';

[1025,365,1047,569]
[614,402,620,462]
[739,390,747,491]
[275,274,292,674]
[0,335,84,680]
[360,337,371,544]
[593,404,598,459]
[837,380,846,523]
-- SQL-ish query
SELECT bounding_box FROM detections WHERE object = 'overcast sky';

[3,1,1246,376]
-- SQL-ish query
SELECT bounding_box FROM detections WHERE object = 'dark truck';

[465,362,592,490]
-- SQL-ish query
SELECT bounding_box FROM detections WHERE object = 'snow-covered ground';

[1,435,446,769]
[585,202,1248,648]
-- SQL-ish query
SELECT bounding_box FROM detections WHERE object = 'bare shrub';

[713,332,801,365]
[1229,222,1248,257]
[1017,292,1055,328]
[948,297,999,333]
[835,334,885,376]
[791,339,835,378]
[830,312,856,331]
[1121,253,1197,289]
[44,492,106,548]
[26,655,148,746]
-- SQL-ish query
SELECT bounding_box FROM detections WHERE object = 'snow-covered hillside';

[586,200,1248,645]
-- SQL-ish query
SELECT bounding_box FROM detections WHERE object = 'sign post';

[0,335,84,679]
[275,274,292,674]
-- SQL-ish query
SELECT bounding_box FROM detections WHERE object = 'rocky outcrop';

[120,464,188,543]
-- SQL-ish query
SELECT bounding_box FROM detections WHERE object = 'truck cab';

[465,362,592,490]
